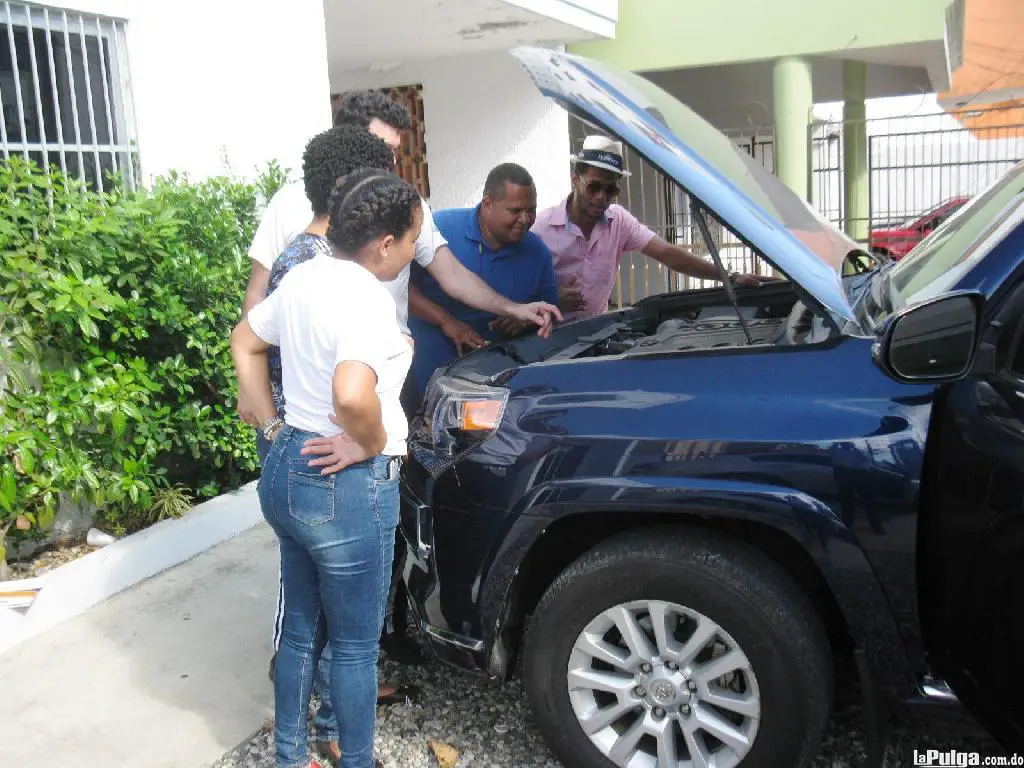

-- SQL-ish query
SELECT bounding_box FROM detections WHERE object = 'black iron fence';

[810,105,1024,253]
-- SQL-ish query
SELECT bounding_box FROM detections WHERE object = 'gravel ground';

[211,652,1003,768]
[7,541,93,578]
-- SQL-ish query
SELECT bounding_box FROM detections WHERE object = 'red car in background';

[870,196,971,259]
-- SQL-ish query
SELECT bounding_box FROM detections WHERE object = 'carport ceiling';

[324,0,602,73]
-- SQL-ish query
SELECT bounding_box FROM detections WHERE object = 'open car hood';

[510,46,861,324]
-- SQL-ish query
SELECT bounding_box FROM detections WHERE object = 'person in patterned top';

[263,125,397,425]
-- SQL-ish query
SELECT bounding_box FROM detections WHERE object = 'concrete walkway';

[0,523,279,767]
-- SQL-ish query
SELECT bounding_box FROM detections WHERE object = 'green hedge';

[0,157,287,565]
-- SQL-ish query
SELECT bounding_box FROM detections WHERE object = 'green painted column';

[842,59,869,243]
[772,56,813,201]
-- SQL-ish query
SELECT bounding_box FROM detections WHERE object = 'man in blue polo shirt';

[407,162,559,400]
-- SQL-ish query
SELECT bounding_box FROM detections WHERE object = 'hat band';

[578,148,624,172]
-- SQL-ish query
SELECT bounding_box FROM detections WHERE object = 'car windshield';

[854,169,1024,332]
[878,164,1024,315]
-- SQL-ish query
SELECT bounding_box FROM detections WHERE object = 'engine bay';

[546,291,832,362]
[600,307,785,355]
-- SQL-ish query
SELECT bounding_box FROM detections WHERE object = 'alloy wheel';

[566,599,761,768]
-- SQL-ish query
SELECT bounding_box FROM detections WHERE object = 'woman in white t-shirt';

[230,168,422,768]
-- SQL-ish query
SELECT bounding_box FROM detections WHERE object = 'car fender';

[480,476,917,693]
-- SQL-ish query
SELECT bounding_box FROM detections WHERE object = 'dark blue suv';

[399,47,1024,768]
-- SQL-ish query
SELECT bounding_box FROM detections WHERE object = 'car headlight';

[420,375,510,459]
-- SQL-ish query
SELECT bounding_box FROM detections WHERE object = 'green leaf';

[38,505,55,529]
[77,314,99,338]
[18,449,35,475]
[0,469,15,514]
[82,467,100,490]
[112,410,127,438]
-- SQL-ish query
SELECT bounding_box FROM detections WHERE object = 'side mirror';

[873,291,983,382]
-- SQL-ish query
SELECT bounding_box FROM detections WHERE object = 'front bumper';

[398,462,490,673]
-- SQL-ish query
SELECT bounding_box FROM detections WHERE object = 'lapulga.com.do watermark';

[913,749,1024,766]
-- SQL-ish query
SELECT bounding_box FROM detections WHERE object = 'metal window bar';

[76,12,100,189]
[93,15,116,183]
[22,0,43,172]
[41,6,65,176]
[0,11,9,157]
[61,8,84,181]
[0,1,138,191]
[4,2,30,162]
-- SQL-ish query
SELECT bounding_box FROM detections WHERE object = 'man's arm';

[642,237,763,287]
[242,261,270,315]
[242,183,301,316]
[408,284,486,354]
[426,246,517,316]
[491,242,561,339]
[641,237,721,281]
[426,246,563,335]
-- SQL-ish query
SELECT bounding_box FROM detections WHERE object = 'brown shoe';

[313,742,383,768]
[314,740,341,766]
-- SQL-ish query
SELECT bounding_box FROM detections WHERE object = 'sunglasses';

[585,179,621,198]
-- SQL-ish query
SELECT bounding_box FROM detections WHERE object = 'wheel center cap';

[651,680,675,703]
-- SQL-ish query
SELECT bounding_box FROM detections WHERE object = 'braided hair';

[326,169,421,254]
[301,124,396,216]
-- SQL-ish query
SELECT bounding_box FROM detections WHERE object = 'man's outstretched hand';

[441,317,487,355]
[489,316,534,339]
[505,301,563,338]
[731,273,771,288]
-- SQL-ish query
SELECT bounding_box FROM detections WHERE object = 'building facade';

[1,0,619,209]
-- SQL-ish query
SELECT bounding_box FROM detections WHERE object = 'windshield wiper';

[690,200,753,344]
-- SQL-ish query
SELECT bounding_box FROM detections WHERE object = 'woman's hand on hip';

[300,414,370,475]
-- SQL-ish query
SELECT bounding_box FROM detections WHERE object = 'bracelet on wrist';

[258,415,284,440]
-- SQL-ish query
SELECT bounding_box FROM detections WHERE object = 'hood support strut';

[690,200,754,344]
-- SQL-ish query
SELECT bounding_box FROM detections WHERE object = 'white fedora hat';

[571,135,632,177]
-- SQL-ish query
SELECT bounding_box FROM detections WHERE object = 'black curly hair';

[326,169,421,255]
[301,124,396,216]
[332,90,412,131]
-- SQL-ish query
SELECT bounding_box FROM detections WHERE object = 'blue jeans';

[261,428,338,745]
[258,425,400,768]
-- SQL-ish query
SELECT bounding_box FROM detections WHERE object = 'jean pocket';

[287,465,335,527]
[372,463,401,528]
[370,456,402,482]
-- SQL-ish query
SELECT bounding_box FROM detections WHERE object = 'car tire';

[521,526,833,768]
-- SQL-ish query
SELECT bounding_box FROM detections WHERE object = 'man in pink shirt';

[532,135,763,321]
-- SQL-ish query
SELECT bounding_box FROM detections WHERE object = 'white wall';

[53,0,332,183]
[331,49,571,212]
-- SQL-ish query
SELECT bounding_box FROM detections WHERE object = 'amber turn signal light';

[459,399,503,431]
